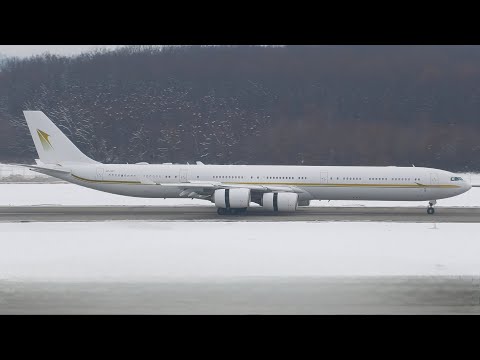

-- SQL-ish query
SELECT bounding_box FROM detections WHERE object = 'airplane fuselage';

[54,164,470,203]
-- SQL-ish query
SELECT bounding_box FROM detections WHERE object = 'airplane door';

[179,169,188,183]
[430,173,439,185]
[320,171,328,183]
[96,167,104,181]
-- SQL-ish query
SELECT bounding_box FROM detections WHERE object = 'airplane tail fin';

[23,111,99,165]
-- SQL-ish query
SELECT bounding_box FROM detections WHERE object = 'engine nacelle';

[214,188,251,209]
[262,192,298,212]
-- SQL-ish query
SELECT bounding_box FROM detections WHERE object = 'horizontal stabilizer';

[10,163,71,176]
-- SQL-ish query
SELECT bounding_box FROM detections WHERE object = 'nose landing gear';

[427,200,436,215]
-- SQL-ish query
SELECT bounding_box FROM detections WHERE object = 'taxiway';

[1,206,480,223]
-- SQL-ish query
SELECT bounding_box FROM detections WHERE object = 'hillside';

[1,45,480,171]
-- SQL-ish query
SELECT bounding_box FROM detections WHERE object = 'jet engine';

[262,192,298,212]
[214,188,251,209]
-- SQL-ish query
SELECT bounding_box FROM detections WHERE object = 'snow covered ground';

[0,163,58,183]
[1,221,479,281]
[0,163,49,178]
[1,165,478,282]
[0,182,478,207]
[0,183,213,206]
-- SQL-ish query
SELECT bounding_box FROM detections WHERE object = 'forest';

[1,45,480,171]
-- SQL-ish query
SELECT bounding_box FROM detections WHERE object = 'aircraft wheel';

[427,207,435,215]
[217,208,227,215]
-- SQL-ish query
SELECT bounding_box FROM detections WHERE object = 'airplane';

[15,111,473,216]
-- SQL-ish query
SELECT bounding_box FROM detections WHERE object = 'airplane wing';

[156,181,304,194]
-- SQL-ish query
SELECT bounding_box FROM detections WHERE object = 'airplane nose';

[464,181,472,192]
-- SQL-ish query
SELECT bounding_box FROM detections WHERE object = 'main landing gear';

[217,208,247,216]
[427,200,436,215]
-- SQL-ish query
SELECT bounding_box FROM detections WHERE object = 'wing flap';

[156,181,303,193]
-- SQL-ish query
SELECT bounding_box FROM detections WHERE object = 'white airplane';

[16,111,472,215]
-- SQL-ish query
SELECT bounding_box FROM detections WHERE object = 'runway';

[1,277,479,314]
[1,205,480,222]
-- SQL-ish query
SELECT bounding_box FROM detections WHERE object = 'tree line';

[1,45,480,171]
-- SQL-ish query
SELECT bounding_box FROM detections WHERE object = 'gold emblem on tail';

[37,129,54,151]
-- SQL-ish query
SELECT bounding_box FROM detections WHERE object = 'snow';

[0,164,49,179]
[0,183,212,206]
[0,182,479,207]
[0,221,479,281]
[0,45,126,58]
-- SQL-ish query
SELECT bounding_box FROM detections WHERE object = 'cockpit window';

[450,177,463,181]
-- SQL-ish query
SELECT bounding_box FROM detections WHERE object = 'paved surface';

[1,277,479,314]
[1,206,480,222]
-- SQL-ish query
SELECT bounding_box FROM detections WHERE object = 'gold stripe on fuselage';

[72,174,143,185]
[71,174,460,189]
[224,182,460,188]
